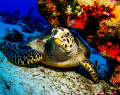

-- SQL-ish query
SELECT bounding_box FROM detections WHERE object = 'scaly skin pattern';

[80,58,99,82]
[0,27,99,82]
[0,41,43,66]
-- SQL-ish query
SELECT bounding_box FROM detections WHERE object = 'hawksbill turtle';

[0,27,99,82]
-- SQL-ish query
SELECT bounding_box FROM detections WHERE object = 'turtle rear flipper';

[79,58,99,82]
[0,41,43,66]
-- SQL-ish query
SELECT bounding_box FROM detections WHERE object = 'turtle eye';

[66,33,70,37]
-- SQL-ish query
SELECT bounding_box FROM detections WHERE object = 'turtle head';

[51,27,74,52]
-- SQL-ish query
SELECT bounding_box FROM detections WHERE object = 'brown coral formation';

[37,0,62,27]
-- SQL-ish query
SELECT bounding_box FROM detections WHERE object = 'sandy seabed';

[0,51,119,95]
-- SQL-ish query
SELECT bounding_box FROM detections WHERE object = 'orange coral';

[110,5,120,23]
[48,18,60,27]
[69,2,114,29]
[96,41,120,59]
[73,11,87,29]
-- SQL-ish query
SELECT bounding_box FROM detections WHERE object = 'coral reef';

[110,64,120,86]
[37,0,115,29]
[37,0,120,86]
[87,4,120,86]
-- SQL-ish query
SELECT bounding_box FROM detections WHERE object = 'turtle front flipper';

[79,58,99,82]
[0,41,43,66]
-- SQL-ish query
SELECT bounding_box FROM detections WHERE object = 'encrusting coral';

[37,0,120,86]
[37,0,116,29]
[110,64,120,86]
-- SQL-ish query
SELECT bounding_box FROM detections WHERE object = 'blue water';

[0,0,40,17]
[0,0,109,80]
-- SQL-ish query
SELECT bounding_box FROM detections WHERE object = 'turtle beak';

[53,38,62,46]
[51,28,63,46]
